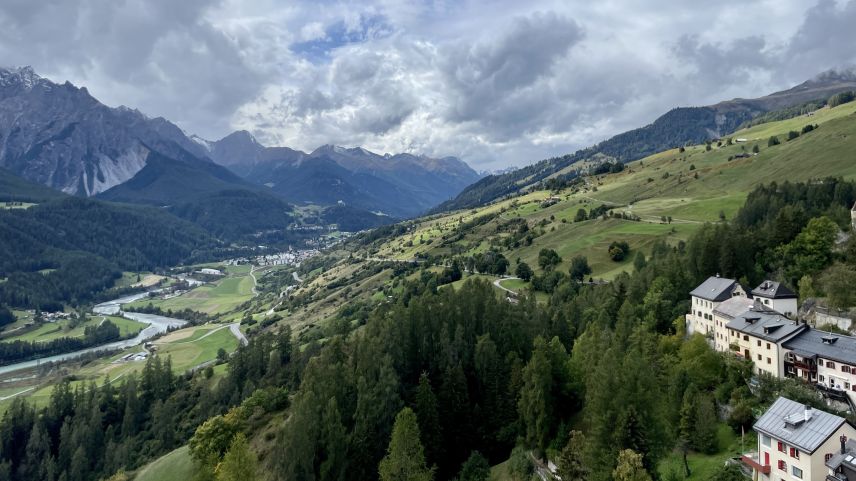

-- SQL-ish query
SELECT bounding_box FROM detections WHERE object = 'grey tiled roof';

[754,397,846,453]
[752,280,797,299]
[725,305,805,342]
[784,329,856,365]
[690,276,739,302]
[713,296,755,319]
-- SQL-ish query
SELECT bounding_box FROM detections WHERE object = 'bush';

[787,130,799,141]
[801,124,815,134]
[768,136,780,147]
[608,241,630,262]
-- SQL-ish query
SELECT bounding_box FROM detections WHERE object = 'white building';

[742,396,856,481]
[686,276,747,336]
[717,299,806,378]
[784,329,856,407]
[752,280,799,319]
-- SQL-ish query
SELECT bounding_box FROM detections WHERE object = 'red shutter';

[778,441,784,452]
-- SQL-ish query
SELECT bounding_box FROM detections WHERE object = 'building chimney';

[805,406,812,422]
[842,435,848,455]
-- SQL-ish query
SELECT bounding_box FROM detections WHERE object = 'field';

[133,445,195,481]
[1,315,145,342]
[0,323,240,412]
[126,265,256,315]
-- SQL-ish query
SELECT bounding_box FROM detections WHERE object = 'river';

[0,291,187,376]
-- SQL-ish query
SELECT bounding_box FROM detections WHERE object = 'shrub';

[768,136,780,147]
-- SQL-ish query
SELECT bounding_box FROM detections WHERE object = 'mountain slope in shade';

[0,167,66,202]
[0,66,209,196]
[436,68,856,213]
[200,133,481,218]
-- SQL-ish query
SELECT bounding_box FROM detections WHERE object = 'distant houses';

[687,276,856,407]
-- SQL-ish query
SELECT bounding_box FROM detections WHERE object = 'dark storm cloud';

[0,0,270,138]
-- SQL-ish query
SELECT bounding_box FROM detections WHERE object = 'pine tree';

[378,408,434,481]
[457,451,490,481]
[413,373,444,468]
[319,398,348,481]
[694,394,718,454]
[612,450,652,481]
[216,434,258,481]
[556,430,589,481]
[518,337,553,450]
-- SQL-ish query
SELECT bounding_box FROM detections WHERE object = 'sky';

[1,0,856,171]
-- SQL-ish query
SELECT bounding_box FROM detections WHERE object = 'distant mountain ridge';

[0,66,480,224]
[196,131,481,218]
[436,68,856,212]
[0,66,210,196]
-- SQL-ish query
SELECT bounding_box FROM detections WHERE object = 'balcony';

[741,452,771,474]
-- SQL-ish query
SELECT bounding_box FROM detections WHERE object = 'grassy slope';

[362,101,856,281]
[133,445,195,481]
[256,101,856,342]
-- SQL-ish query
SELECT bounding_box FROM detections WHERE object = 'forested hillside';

[0,197,219,308]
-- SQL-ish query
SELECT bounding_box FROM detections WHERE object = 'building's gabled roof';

[690,276,740,302]
[754,397,847,454]
[726,303,805,342]
[713,296,756,320]
[752,280,797,299]
[784,329,856,366]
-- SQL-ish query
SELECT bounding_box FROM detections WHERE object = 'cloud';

[0,0,854,169]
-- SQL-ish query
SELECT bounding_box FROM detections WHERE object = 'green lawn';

[500,278,528,292]
[134,445,196,481]
[154,325,238,372]
[126,269,255,315]
[6,315,145,343]
[658,424,754,481]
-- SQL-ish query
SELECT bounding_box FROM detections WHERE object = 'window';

[827,453,835,462]
[820,375,826,382]
[843,365,851,373]
[744,335,749,341]
[762,435,771,447]
[778,442,785,453]
[767,342,771,350]
[828,361,836,369]
[757,340,761,347]
[847,382,851,389]
[758,354,762,361]
[767,357,772,364]
[791,465,802,479]
[789,447,799,459]
[778,460,786,471]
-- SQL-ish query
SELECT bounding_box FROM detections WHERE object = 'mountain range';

[0,66,480,224]
[193,130,481,218]
[436,69,856,212]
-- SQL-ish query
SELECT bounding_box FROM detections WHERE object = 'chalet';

[724,300,806,378]
[742,397,856,481]
[686,276,747,336]
[753,280,799,318]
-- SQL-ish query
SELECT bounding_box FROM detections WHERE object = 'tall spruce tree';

[378,408,434,481]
